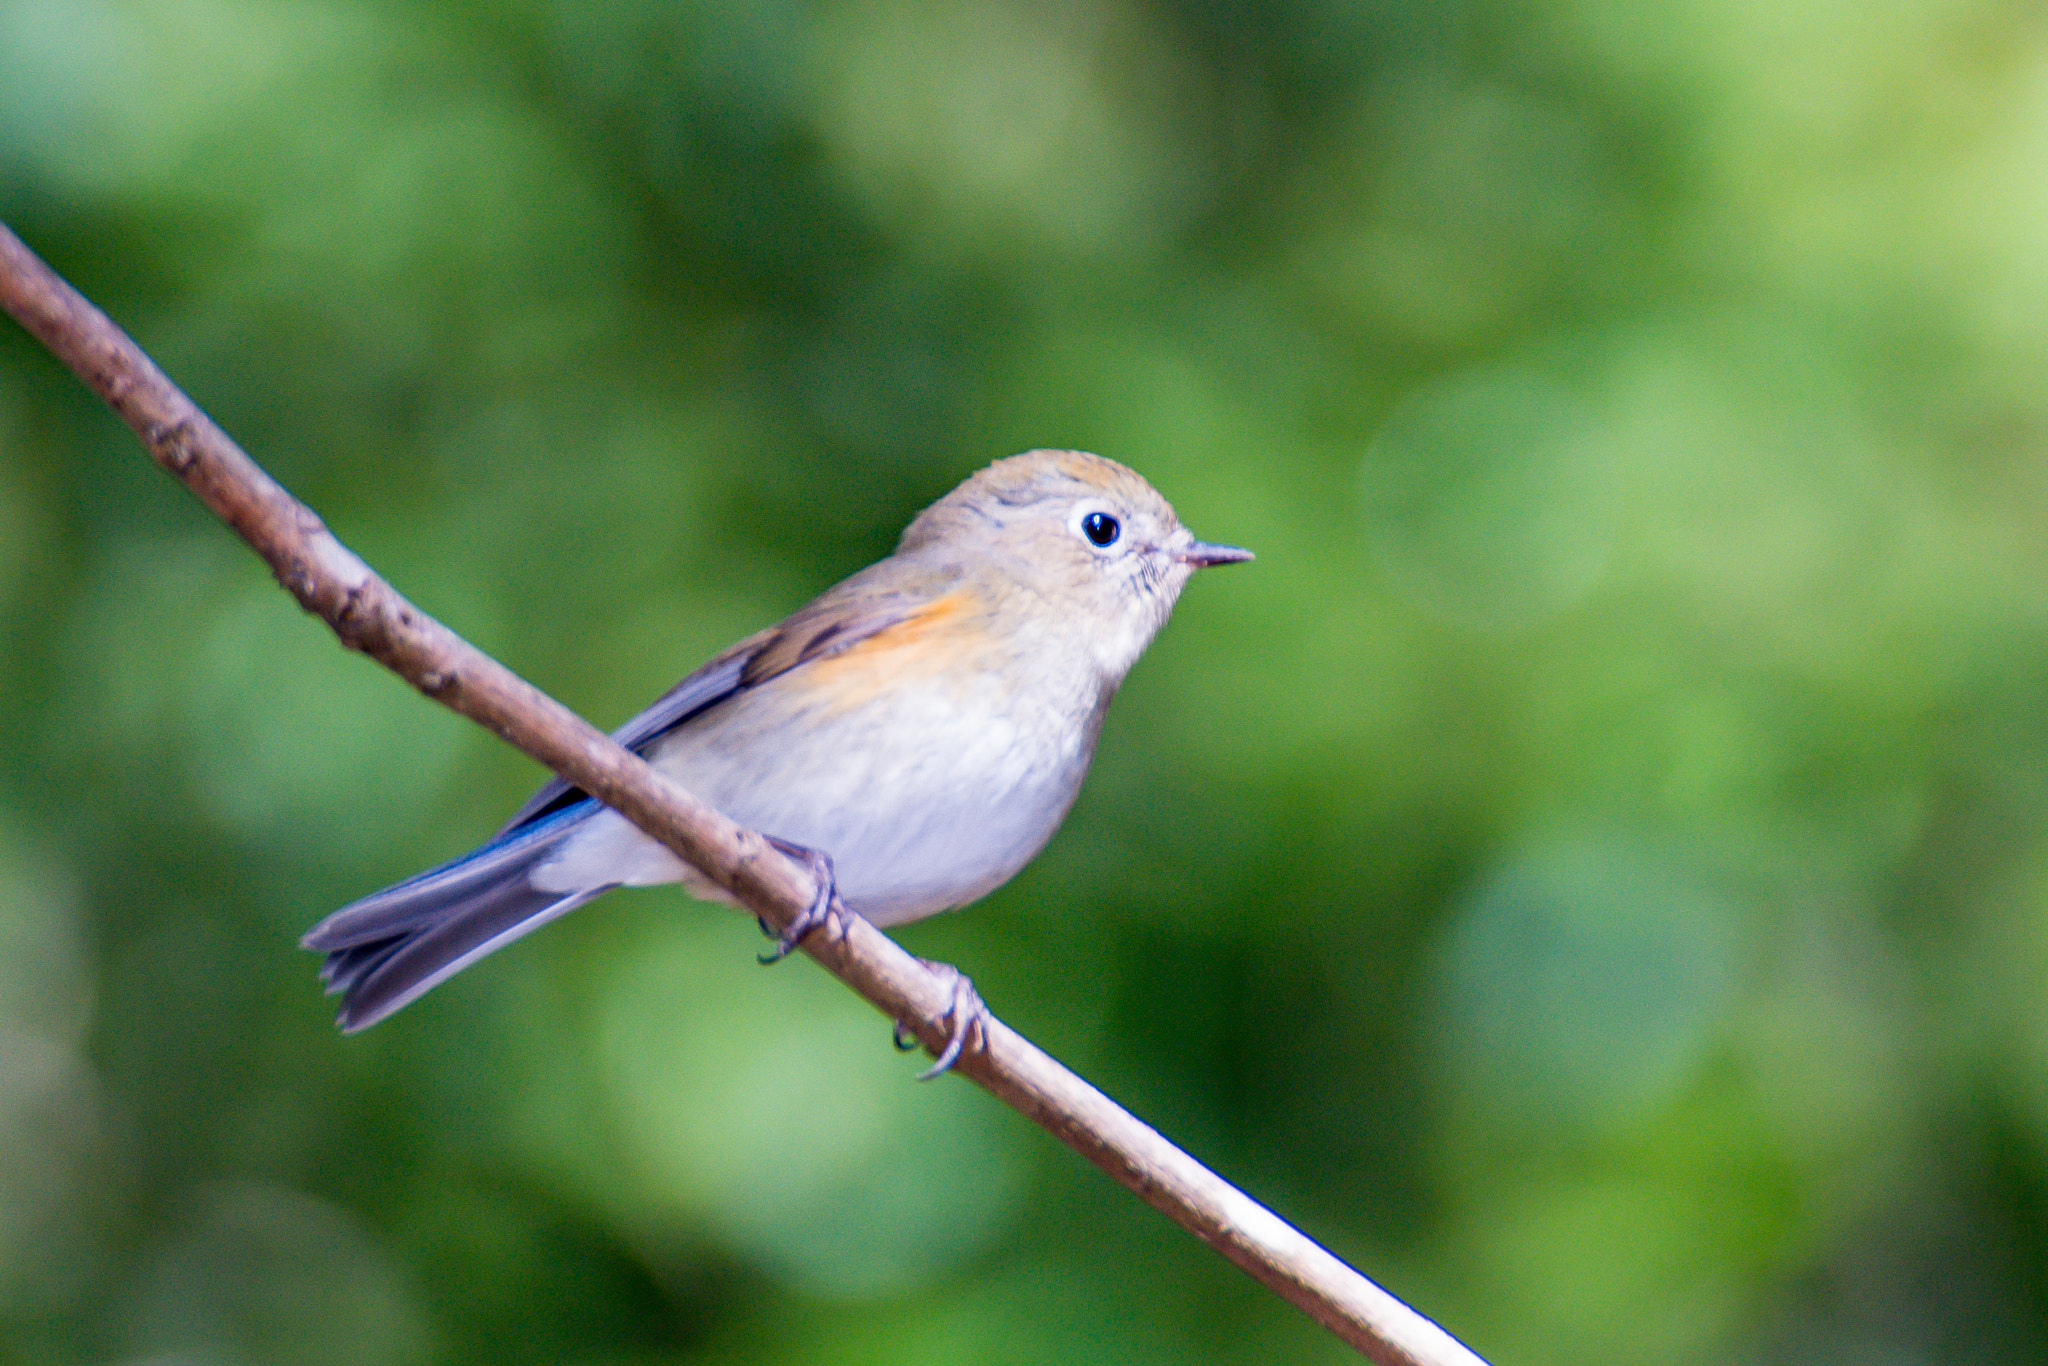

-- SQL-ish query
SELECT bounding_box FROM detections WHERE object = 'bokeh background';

[6,0,2048,1361]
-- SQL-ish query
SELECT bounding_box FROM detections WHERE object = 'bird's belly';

[534,671,1093,926]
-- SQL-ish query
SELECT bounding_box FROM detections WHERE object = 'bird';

[303,448,1251,1070]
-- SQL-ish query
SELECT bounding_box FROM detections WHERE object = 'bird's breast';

[626,606,1103,924]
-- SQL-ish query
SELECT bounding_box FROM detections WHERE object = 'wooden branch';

[0,220,1487,1366]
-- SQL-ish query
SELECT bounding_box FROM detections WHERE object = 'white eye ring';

[1079,510,1121,548]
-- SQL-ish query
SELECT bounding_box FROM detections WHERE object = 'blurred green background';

[6,0,2048,1361]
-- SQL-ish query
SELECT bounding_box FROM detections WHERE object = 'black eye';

[1081,512,1121,547]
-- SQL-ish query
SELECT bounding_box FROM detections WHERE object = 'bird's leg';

[755,836,843,964]
[894,960,988,1080]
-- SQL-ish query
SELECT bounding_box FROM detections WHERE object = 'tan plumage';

[304,450,1251,1032]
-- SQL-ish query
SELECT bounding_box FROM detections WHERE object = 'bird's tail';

[302,802,614,1032]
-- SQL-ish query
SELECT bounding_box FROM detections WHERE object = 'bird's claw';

[897,960,987,1080]
[756,837,842,964]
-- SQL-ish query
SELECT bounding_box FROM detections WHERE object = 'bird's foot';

[893,960,988,1080]
[755,836,842,964]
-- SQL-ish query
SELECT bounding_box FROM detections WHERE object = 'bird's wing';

[495,578,938,835]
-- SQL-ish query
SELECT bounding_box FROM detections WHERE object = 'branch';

[0,220,1486,1366]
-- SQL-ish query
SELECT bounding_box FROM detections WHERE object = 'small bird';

[303,449,1251,1066]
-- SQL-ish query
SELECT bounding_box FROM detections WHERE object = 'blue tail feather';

[303,799,614,1030]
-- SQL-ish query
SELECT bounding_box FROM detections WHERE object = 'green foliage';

[6,0,2048,1360]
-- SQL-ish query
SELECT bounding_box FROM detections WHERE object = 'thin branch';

[0,220,1487,1366]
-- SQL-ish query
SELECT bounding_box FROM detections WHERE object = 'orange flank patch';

[792,592,989,712]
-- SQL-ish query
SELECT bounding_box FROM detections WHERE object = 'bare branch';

[0,220,1487,1366]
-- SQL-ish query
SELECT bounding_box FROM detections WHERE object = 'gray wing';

[494,587,926,836]
[495,647,758,835]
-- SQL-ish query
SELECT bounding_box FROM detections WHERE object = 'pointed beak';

[1175,540,1255,568]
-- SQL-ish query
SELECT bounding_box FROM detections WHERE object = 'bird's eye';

[1081,512,1121,547]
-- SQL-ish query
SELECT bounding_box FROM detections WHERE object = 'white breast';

[532,657,1104,926]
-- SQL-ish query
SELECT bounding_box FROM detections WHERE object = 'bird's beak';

[1175,540,1255,568]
